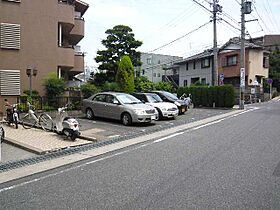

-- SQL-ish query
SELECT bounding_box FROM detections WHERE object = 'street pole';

[29,74,32,98]
[240,0,246,109]
[212,0,220,86]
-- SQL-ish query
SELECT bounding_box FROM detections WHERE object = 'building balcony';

[71,53,84,73]
[57,46,74,67]
[57,0,75,26]
[69,18,85,44]
[75,0,89,16]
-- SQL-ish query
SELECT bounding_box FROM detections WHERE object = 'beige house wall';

[248,50,269,87]
[0,0,87,99]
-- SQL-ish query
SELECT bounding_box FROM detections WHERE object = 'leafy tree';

[154,82,174,92]
[269,47,280,91]
[95,25,142,82]
[116,55,135,93]
[80,83,99,98]
[43,72,65,100]
[135,76,154,92]
[102,82,120,92]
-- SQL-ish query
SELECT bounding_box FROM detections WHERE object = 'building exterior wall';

[218,48,268,87]
[0,0,87,97]
[140,53,182,83]
[248,49,269,86]
[178,58,212,87]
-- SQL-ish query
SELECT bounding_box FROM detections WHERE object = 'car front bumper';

[132,113,158,123]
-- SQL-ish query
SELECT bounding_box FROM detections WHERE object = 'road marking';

[0,107,259,193]
[191,119,223,130]
[153,132,185,143]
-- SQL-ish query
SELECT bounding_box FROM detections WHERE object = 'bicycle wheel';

[39,113,53,131]
[22,114,37,129]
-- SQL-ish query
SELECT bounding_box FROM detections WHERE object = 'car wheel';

[86,108,94,120]
[156,108,163,120]
[122,113,132,126]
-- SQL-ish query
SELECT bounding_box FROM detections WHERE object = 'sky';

[79,0,280,69]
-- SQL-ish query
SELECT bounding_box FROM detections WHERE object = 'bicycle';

[21,102,54,131]
[180,93,192,108]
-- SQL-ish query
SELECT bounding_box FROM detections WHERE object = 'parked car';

[148,91,187,114]
[82,92,158,126]
[131,92,179,120]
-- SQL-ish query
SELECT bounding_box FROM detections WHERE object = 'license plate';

[181,107,185,112]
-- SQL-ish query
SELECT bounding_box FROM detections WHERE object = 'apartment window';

[263,56,269,68]
[0,23,20,49]
[186,62,189,70]
[201,58,210,68]
[142,69,145,75]
[226,55,237,66]
[0,70,21,95]
[193,61,196,69]
[158,60,161,64]
[191,77,199,84]
[153,73,156,77]
[147,58,152,65]
[183,80,188,87]
[157,73,161,77]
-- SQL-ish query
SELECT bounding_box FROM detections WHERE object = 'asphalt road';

[1,107,232,162]
[1,100,280,209]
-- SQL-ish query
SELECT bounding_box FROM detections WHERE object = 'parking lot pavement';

[0,107,234,163]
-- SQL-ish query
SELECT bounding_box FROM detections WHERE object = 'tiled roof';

[174,49,213,64]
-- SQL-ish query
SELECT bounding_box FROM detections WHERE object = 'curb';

[3,133,97,155]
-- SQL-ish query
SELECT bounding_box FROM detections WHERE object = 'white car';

[131,92,179,120]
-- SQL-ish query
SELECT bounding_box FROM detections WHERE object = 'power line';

[148,21,211,53]
[252,2,271,32]
[192,0,212,14]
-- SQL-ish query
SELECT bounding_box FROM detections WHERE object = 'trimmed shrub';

[177,85,235,108]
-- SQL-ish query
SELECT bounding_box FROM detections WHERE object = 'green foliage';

[80,83,99,98]
[90,72,108,87]
[43,72,65,100]
[42,105,56,112]
[95,25,142,83]
[269,47,280,91]
[154,82,174,92]
[23,90,40,96]
[177,85,235,108]
[102,82,121,92]
[116,55,135,93]
[135,76,154,92]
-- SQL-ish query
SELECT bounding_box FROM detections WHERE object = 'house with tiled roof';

[173,49,214,87]
[218,37,269,88]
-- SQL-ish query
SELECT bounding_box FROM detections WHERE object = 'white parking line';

[153,132,185,143]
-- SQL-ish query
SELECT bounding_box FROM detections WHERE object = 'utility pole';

[212,0,221,86]
[240,0,252,109]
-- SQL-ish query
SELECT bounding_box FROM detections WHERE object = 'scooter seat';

[63,117,71,121]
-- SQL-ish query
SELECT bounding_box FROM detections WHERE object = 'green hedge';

[177,85,235,108]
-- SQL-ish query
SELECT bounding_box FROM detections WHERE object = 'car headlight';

[161,108,167,111]
[134,109,146,115]
[174,101,181,106]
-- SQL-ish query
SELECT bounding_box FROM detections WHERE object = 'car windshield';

[162,91,179,100]
[117,94,142,104]
[146,94,163,103]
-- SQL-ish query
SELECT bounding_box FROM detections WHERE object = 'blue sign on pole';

[267,78,273,84]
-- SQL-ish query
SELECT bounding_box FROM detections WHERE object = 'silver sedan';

[82,92,158,126]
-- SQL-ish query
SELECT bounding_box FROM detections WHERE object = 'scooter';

[54,104,80,141]
[6,104,19,129]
